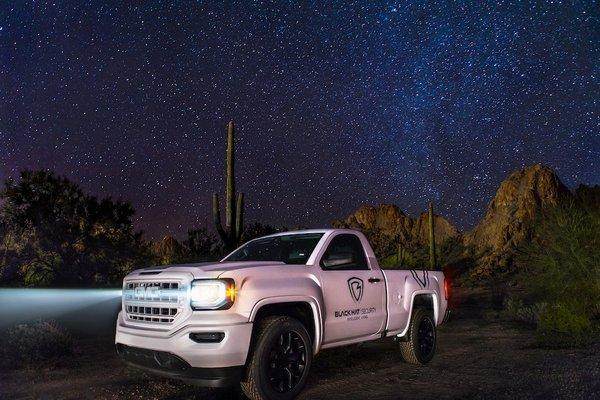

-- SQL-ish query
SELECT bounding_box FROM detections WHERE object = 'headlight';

[190,279,235,310]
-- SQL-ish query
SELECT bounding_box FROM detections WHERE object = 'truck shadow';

[185,340,403,400]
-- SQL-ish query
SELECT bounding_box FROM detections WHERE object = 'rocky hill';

[332,204,460,257]
[332,164,596,278]
[412,211,460,246]
[465,164,572,277]
[151,235,184,265]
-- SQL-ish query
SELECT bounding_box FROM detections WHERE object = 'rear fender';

[396,290,439,338]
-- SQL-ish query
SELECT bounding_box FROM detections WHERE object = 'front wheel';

[241,316,312,400]
[398,308,437,364]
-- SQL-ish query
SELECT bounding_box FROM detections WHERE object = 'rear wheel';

[399,308,436,364]
[241,316,312,400]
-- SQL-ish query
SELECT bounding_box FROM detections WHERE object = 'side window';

[320,234,369,271]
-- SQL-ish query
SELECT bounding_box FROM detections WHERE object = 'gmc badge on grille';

[134,286,160,299]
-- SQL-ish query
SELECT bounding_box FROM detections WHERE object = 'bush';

[2,320,72,368]
[515,203,600,346]
[0,170,150,287]
[536,302,593,347]
[380,249,420,269]
[503,297,546,325]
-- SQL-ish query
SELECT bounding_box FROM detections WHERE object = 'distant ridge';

[332,204,459,257]
[332,164,596,277]
[465,164,572,277]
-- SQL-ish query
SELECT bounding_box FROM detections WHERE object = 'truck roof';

[258,228,358,238]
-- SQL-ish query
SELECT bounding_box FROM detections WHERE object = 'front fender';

[248,295,324,354]
[226,267,325,354]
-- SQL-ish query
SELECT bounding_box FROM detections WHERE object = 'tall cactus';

[428,201,437,270]
[213,121,244,251]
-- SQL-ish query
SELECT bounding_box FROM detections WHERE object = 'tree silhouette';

[0,170,149,286]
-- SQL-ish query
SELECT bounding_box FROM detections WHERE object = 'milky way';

[1,1,598,238]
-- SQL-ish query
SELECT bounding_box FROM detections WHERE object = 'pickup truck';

[115,229,449,400]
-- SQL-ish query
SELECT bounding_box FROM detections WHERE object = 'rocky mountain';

[332,204,460,257]
[465,164,572,276]
[412,211,460,246]
[151,235,184,265]
[332,164,594,278]
[332,204,411,238]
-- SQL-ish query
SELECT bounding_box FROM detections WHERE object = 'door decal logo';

[347,277,364,303]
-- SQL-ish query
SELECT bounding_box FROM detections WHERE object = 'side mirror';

[322,253,354,268]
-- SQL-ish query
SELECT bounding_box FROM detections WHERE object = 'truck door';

[317,233,386,345]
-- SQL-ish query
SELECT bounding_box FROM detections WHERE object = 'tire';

[241,316,312,400]
[399,308,436,365]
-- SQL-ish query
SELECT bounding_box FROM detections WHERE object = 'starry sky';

[1,1,598,239]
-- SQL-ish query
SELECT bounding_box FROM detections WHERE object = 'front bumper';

[115,311,253,382]
[116,343,243,387]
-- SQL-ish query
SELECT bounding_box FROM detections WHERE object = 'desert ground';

[1,290,598,400]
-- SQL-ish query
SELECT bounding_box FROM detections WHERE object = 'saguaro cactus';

[397,243,405,266]
[212,121,244,251]
[428,201,437,270]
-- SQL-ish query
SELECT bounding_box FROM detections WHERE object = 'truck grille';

[123,281,186,324]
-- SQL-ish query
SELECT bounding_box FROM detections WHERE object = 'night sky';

[1,1,598,239]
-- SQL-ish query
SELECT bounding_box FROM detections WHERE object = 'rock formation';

[464,164,572,277]
[331,164,590,279]
[151,235,184,265]
[412,211,460,247]
[332,204,459,258]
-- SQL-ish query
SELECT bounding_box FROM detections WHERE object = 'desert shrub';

[503,297,546,325]
[240,222,283,244]
[515,203,600,346]
[184,227,221,261]
[2,320,72,367]
[380,249,420,269]
[536,302,593,347]
[0,170,150,287]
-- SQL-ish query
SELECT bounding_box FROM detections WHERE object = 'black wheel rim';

[417,317,435,359]
[266,330,307,393]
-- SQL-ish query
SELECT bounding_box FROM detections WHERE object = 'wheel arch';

[397,290,439,337]
[249,296,323,354]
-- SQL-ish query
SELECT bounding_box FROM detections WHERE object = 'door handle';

[368,277,381,283]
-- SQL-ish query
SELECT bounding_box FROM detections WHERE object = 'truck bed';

[381,269,446,335]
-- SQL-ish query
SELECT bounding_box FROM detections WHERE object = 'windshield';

[224,233,324,264]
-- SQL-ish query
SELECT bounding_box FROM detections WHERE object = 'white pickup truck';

[116,229,449,400]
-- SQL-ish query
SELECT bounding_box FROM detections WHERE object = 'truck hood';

[128,261,286,280]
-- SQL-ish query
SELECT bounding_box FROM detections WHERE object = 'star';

[0,1,597,239]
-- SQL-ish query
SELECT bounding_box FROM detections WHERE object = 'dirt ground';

[1,294,599,400]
